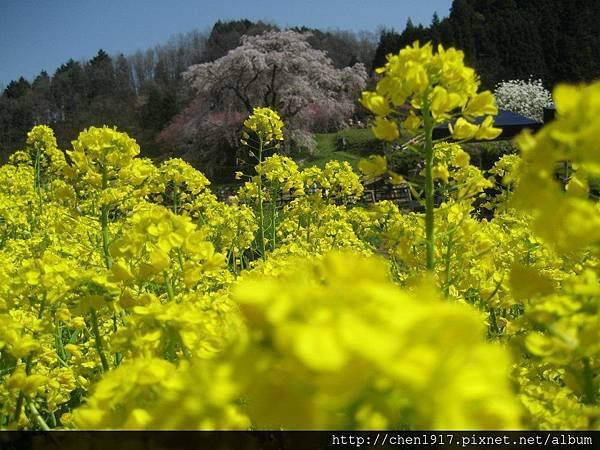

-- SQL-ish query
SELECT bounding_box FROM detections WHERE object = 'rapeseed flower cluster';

[241,106,284,146]
[360,41,501,141]
[0,44,597,432]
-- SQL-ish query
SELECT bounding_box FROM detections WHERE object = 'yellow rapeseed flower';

[243,107,284,145]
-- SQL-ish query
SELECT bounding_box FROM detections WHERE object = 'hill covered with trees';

[0,19,376,165]
[373,0,600,88]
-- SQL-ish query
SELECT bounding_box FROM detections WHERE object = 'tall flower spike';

[242,107,284,146]
[361,41,502,271]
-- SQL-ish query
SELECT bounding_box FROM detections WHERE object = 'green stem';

[33,149,41,191]
[257,138,266,261]
[54,319,68,363]
[13,299,47,424]
[90,309,110,372]
[229,249,238,276]
[489,307,500,336]
[164,271,175,302]
[422,99,435,271]
[29,149,44,225]
[27,400,50,431]
[13,354,32,424]
[271,189,277,251]
[176,248,185,272]
[49,410,57,428]
[582,357,597,405]
[443,229,455,297]
[111,312,121,362]
[100,166,112,269]
[173,185,179,214]
[34,150,42,202]
[89,166,113,375]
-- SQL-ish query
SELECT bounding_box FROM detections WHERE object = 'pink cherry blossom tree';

[160,31,368,178]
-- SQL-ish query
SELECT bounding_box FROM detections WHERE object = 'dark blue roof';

[489,109,542,127]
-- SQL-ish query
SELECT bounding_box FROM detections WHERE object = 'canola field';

[0,43,598,430]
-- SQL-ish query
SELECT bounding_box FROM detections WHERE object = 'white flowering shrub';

[494,78,552,121]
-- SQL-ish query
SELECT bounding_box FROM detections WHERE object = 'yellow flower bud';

[475,116,502,140]
[372,117,399,141]
[449,118,479,140]
[463,91,498,118]
[360,92,391,116]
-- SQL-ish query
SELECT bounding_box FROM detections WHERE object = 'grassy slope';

[299,128,380,169]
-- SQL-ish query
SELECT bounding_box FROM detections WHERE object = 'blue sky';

[0,0,452,85]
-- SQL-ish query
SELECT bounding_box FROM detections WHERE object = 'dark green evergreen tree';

[371,0,600,88]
